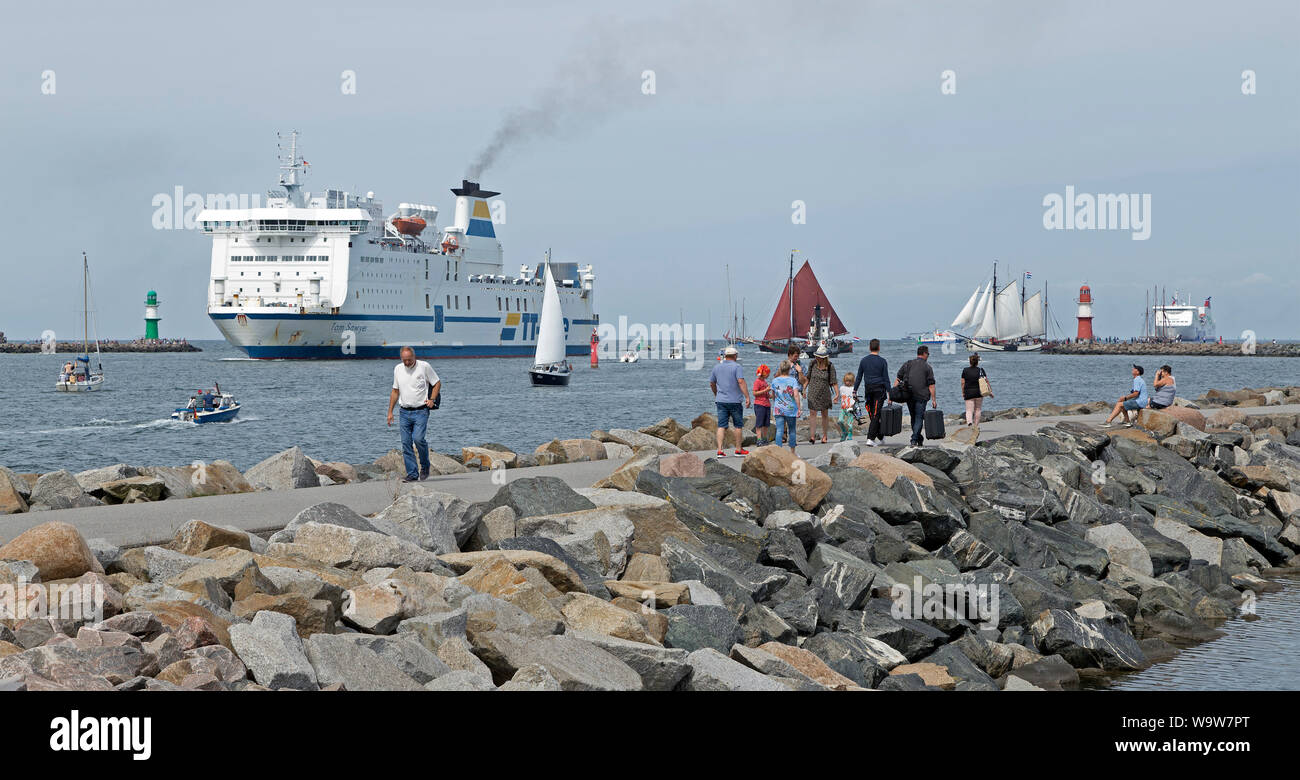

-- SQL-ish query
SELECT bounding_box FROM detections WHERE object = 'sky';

[1,0,1296,343]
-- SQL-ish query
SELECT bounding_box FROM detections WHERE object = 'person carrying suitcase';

[853,338,890,447]
[895,345,937,446]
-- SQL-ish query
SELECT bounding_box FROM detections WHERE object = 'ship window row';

[444,295,473,310]
[498,297,529,312]
[203,219,367,231]
[230,255,326,262]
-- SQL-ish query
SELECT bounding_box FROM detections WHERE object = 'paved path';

[6,404,1293,548]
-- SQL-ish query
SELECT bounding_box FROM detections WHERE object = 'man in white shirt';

[387,346,441,481]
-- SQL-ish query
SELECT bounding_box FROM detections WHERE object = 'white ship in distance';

[1151,294,1215,342]
[201,132,597,359]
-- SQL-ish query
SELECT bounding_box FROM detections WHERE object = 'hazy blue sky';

[1,0,1296,343]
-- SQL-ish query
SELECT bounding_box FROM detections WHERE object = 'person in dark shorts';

[709,345,752,456]
[853,338,889,446]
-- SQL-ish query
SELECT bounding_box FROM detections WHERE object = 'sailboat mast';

[991,261,998,336]
[82,252,89,355]
[788,251,796,341]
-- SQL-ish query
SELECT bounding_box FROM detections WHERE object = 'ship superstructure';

[1151,293,1215,342]
[201,133,596,358]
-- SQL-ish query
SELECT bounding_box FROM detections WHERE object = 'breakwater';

[1043,341,1300,357]
[2,387,1298,691]
[0,339,201,353]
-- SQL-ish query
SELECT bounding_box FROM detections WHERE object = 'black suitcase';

[924,408,946,440]
[880,403,903,437]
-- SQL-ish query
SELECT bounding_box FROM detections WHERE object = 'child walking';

[836,372,856,442]
[770,361,801,453]
[753,364,773,445]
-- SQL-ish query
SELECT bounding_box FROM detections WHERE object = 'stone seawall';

[1043,341,1300,357]
[2,386,1299,691]
[0,340,201,353]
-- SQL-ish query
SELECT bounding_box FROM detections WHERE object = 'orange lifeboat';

[392,216,427,237]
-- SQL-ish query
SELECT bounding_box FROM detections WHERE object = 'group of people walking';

[708,339,997,454]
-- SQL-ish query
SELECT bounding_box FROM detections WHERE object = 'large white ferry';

[201,133,596,359]
[1151,294,1215,342]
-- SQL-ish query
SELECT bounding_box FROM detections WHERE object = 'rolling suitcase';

[924,408,946,440]
[880,403,903,437]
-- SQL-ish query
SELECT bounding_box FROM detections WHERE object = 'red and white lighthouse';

[1076,285,1095,341]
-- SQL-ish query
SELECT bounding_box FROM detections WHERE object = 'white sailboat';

[957,262,1046,352]
[56,253,106,391]
[528,257,572,385]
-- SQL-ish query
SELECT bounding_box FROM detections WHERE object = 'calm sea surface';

[0,339,1296,473]
[1110,579,1300,691]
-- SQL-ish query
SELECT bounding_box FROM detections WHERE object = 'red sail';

[762,261,848,341]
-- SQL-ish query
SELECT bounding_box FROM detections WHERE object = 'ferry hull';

[210,310,596,360]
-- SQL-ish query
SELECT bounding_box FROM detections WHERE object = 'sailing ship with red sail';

[744,253,854,357]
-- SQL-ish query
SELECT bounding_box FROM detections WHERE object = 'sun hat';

[814,345,829,358]
[724,346,738,356]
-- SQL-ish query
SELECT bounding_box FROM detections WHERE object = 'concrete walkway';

[5,404,1292,548]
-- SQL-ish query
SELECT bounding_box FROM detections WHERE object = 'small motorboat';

[619,350,639,363]
[173,387,241,423]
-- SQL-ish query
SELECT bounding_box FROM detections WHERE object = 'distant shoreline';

[1043,341,1300,358]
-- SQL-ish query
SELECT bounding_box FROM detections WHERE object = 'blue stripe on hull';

[237,344,591,360]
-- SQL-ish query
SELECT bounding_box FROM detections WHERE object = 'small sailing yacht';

[528,259,572,386]
[56,253,106,392]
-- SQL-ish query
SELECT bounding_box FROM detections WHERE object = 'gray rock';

[497,536,609,599]
[334,633,451,684]
[918,644,1000,690]
[498,663,562,691]
[472,630,643,690]
[801,630,896,687]
[1009,653,1080,690]
[289,522,448,572]
[738,603,797,646]
[304,633,424,691]
[1085,523,1153,576]
[808,543,882,613]
[371,494,459,553]
[682,648,788,691]
[397,608,469,649]
[566,628,691,691]
[114,546,207,584]
[85,538,122,571]
[244,446,320,490]
[228,610,318,690]
[664,604,742,653]
[481,476,596,520]
[1030,608,1148,670]
[424,670,497,690]
[276,502,384,542]
[763,509,819,545]
[74,464,140,494]
[28,470,101,509]
[679,579,724,607]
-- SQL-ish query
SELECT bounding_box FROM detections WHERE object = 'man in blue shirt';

[853,338,889,446]
[709,346,752,457]
[1103,364,1147,428]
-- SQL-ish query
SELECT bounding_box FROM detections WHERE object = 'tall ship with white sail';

[201,133,597,359]
[949,262,1047,352]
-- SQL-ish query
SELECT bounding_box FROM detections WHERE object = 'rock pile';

[3,411,1297,691]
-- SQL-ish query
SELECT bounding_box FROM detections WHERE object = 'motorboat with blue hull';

[173,390,241,423]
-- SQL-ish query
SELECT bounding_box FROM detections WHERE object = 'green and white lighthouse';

[144,290,161,340]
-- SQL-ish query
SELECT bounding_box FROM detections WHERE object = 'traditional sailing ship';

[950,262,1046,352]
[746,253,853,357]
[56,253,106,392]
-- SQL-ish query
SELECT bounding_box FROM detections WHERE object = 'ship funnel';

[450,180,500,238]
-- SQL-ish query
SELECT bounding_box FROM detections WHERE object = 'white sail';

[973,283,997,339]
[1023,291,1044,338]
[533,264,567,366]
[995,281,1026,340]
[951,286,982,330]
